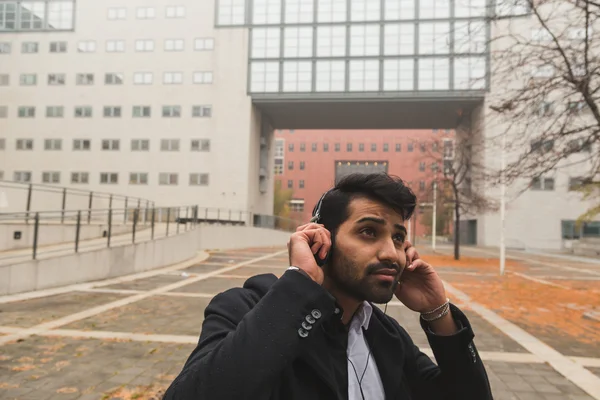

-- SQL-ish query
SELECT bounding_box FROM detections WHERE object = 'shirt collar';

[350,301,373,331]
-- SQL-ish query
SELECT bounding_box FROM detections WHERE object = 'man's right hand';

[287,223,331,285]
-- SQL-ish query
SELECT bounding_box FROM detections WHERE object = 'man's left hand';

[394,241,447,313]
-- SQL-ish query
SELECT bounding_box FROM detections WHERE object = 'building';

[273,129,455,238]
[0,0,598,249]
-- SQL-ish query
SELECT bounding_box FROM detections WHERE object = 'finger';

[406,247,419,264]
[406,259,431,272]
[319,231,331,259]
[310,230,324,254]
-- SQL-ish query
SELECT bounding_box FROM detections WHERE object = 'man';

[164,173,493,400]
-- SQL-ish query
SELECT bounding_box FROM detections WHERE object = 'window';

[432,142,439,152]
[419,162,425,171]
[359,143,365,152]
[103,106,122,118]
[42,171,60,184]
[78,41,96,53]
[0,107,6,118]
[134,72,153,85]
[251,28,281,58]
[102,139,120,151]
[192,105,212,117]
[44,139,62,150]
[14,171,32,183]
[131,139,150,151]
[420,143,426,152]
[530,176,554,191]
[419,181,426,191]
[191,139,211,152]
[311,143,317,152]
[73,139,91,150]
[161,139,180,151]
[0,42,10,53]
[164,72,183,84]
[443,139,454,158]
[317,26,346,57]
[162,106,182,117]
[347,143,353,151]
[252,0,281,24]
[165,39,184,51]
[455,21,486,54]
[18,107,35,118]
[383,143,389,152]
[567,101,586,114]
[71,172,89,184]
[531,64,554,79]
[300,161,305,170]
[318,0,346,22]
[284,27,313,58]
[283,61,312,92]
[129,173,148,185]
[351,0,380,21]
[106,40,125,52]
[190,173,209,186]
[100,173,119,184]
[531,139,554,153]
[250,62,280,93]
[323,143,329,152]
[289,143,294,151]
[108,7,127,20]
[105,73,124,85]
[193,71,213,84]
[288,180,293,189]
[159,173,179,185]
[286,0,313,23]
[431,162,439,172]
[135,40,154,52]
[16,139,33,150]
[50,41,67,53]
[395,143,401,152]
[567,138,591,153]
[20,74,37,86]
[296,180,304,189]
[289,199,305,212]
[0,74,8,85]
[454,57,486,90]
[349,60,379,91]
[335,143,340,152]
[217,0,246,25]
[46,106,64,118]
[371,143,377,151]
[288,161,294,170]
[350,24,380,56]
[48,74,65,85]
[316,61,345,92]
[136,7,155,19]
[419,58,450,90]
[0,138,4,149]
[166,6,186,17]
[194,38,215,50]
[22,42,38,53]
[133,106,151,118]
[568,177,585,191]
[76,73,94,85]
[75,106,92,118]
[408,143,413,152]
[300,143,306,152]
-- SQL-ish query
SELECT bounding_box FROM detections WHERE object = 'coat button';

[311,309,322,319]
[334,308,340,314]
[298,328,309,338]
[306,315,316,324]
[301,321,312,330]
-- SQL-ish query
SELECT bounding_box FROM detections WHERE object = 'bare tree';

[413,111,496,260]
[487,0,600,218]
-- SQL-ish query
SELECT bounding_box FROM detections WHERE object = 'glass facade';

[217,0,491,94]
[0,1,75,31]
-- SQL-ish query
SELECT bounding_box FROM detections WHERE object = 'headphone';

[310,188,334,266]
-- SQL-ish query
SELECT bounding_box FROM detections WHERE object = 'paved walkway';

[0,247,599,400]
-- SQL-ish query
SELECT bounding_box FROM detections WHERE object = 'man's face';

[326,197,408,304]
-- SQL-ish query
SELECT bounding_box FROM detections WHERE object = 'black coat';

[164,270,493,400]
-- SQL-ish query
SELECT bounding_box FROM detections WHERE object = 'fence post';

[32,212,39,259]
[124,196,128,224]
[107,208,113,247]
[88,191,93,224]
[132,208,138,244]
[177,208,180,234]
[166,208,171,237]
[109,194,113,212]
[185,207,189,231]
[151,208,156,239]
[204,207,207,222]
[61,188,67,223]
[144,200,149,225]
[75,210,81,253]
[26,183,33,224]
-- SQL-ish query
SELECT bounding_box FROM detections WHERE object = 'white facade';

[0,0,274,217]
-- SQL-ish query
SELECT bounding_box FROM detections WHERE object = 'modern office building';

[0,0,598,249]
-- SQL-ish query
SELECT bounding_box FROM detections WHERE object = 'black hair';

[313,173,417,238]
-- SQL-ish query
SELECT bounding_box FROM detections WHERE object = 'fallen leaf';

[57,387,78,394]
[11,364,36,372]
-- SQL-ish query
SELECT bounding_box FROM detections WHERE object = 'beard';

[326,250,401,304]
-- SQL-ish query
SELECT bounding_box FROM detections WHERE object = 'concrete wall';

[0,223,135,251]
[0,225,291,295]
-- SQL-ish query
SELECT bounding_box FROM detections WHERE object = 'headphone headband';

[311,188,334,223]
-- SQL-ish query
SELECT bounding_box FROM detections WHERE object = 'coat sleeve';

[402,304,493,399]
[163,270,337,400]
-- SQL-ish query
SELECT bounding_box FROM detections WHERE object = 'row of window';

[1,72,214,86]
[0,139,210,152]
[5,171,210,186]
[217,0,527,26]
[0,105,212,119]
[279,141,454,154]
[530,176,592,192]
[0,38,215,54]
[280,178,433,191]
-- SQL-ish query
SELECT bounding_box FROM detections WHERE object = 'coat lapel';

[365,309,406,399]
